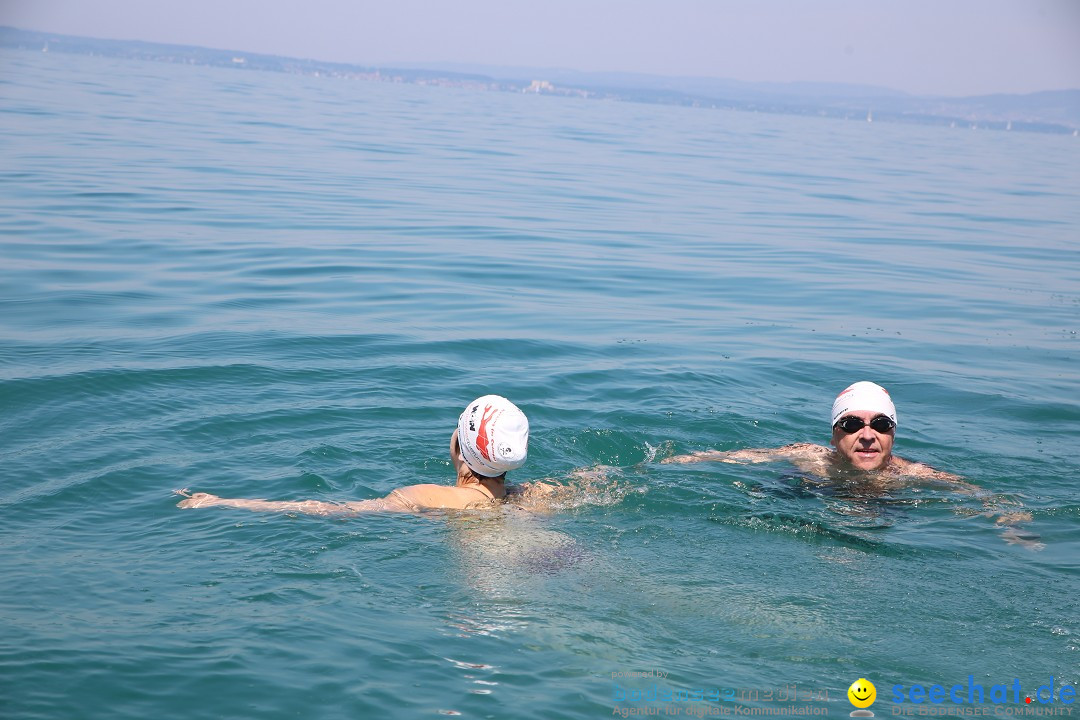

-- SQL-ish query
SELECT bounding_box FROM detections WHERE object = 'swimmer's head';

[455,395,529,478]
[830,381,897,427]
[830,381,897,471]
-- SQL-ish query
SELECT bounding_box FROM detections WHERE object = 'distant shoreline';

[2,25,1077,136]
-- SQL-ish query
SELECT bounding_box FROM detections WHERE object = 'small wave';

[710,511,893,552]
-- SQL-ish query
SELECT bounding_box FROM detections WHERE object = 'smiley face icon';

[848,678,876,709]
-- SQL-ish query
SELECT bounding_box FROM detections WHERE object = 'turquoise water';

[2,48,1079,719]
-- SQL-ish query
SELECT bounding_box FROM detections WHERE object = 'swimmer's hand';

[175,489,221,509]
[999,525,1045,552]
[993,511,1045,552]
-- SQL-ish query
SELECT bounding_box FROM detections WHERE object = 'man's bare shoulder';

[727,443,830,463]
[887,456,963,483]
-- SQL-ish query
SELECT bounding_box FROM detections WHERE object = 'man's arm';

[875,465,1043,551]
[662,443,828,465]
[933,480,1045,552]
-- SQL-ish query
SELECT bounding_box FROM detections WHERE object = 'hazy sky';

[3,0,1078,96]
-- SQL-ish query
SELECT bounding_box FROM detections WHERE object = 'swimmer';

[177,395,556,516]
[664,381,955,480]
[663,381,1041,548]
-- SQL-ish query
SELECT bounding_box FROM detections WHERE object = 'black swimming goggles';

[833,415,896,434]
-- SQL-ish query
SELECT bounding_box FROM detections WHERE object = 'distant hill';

[2,25,1077,134]
[396,62,913,101]
[410,62,1080,132]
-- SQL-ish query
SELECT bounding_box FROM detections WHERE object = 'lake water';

[1,48,1078,719]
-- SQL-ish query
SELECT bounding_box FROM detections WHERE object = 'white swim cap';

[456,395,529,477]
[830,381,898,426]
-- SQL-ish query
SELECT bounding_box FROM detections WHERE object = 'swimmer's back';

[383,484,496,511]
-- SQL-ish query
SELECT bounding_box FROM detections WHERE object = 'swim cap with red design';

[457,395,529,477]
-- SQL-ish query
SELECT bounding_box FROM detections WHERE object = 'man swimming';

[177,395,554,515]
[663,380,1041,548]
[663,381,956,480]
